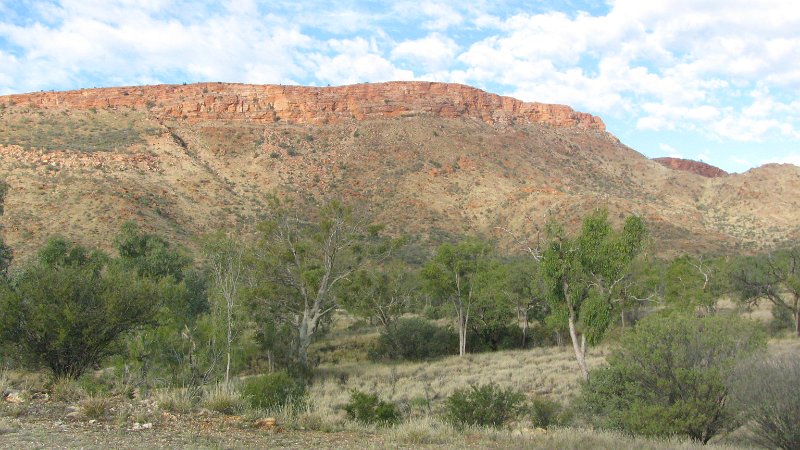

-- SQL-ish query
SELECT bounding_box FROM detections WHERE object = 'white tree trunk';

[568,311,590,382]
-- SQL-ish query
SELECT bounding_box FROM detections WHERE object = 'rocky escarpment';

[1,82,605,130]
[654,157,728,178]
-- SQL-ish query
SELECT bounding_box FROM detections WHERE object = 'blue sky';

[1,0,798,172]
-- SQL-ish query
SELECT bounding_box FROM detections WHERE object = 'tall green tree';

[250,199,388,367]
[500,257,549,347]
[0,237,161,379]
[541,209,647,380]
[731,247,800,337]
[422,238,493,356]
[663,255,726,313]
[338,261,414,328]
[115,221,191,281]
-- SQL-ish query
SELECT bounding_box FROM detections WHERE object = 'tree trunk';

[225,302,232,385]
[521,308,529,347]
[795,308,800,338]
[297,317,312,367]
[568,311,590,382]
[457,306,468,356]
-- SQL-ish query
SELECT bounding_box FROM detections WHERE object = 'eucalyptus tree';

[541,209,647,381]
[422,238,493,356]
[202,232,245,385]
[338,260,415,328]
[732,247,800,337]
[250,199,393,368]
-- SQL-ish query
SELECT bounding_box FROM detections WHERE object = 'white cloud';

[391,33,458,72]
[451,0,800,144]
[312,37,414,85]
[659,143,683,158]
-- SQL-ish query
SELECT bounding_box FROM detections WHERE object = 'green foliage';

[0,238,11,279]
[369,318,456,361]
[542,210,648,346]
[422,238,494,355]
[0,179,8,216]
[529,396,569,429]
[249,198,393,367]
[242,372,307,410]
[0,237,161,379]
[582,313,766,443]
[466,323,525,352]
[731,247,800,335]
[344,389,401,425]
[338,261,414,327]
[443,383,525,429]
[727,354,800,450]
[115,221,191,281]
[663,255,727,312]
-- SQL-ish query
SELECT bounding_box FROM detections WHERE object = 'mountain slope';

[0,82,798,260]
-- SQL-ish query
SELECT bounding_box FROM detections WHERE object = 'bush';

[344,389,401,425]
[443,383,525,429]
[0,238,161,379]
[581,313,766,443]
[242,372,306,411]
[467,324,525,352]
[727,354,800,449]
[529,396,569,429]
[369,318,456,361]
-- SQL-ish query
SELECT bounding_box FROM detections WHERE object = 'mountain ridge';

[2,82,605,130]
[1,81,798,260]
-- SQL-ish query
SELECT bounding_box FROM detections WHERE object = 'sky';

[0,1,798,173]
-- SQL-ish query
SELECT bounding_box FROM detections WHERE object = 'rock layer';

[2,82,605,130]
[653,157,728,178]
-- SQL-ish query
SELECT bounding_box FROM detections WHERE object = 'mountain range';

[1,81,798,260]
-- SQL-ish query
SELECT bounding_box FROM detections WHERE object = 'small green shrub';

[344,389,401,425]
[529,396,568,429]
[444,383,525,429]
[581,313,765,443]
[467,324,525,352]
[242,372,306,411]
[369,318,456,361]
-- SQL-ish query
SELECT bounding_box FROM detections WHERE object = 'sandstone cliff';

[2,82,605,130]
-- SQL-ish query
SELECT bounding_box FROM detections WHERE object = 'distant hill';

[653,157,728,178]
[1,81,799,260]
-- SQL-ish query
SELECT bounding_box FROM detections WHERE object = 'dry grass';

[201,382,248,415]
[79,394,112,420]
[311,344,606,422]
[48,377,87,403]
[153,386,199,414]
[379,418,747,449]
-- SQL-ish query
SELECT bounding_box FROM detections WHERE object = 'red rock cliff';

[654,157,728,178]
[1,82,605,130]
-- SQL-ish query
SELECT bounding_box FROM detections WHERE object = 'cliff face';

[2,82,605,130]
[653,157,728,178]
